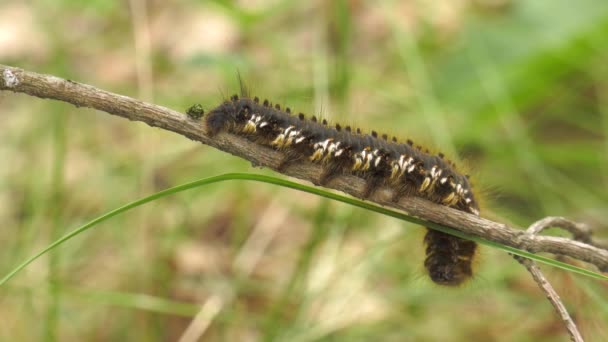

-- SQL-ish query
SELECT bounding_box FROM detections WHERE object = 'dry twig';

[1,65,607,340]
[514,216,593,342]
[2,64,606,270]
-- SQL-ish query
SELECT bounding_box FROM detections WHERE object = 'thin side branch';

[527,216,608,252]
[512,217,589,342]
[514,255,583,342]
[2,64,608,273]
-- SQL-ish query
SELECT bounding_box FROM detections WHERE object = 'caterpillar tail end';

[423,229,477,287]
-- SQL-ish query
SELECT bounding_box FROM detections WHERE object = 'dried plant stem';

[513,216,596,342]
[1,65,607,341]
[2,64,606,272]
[1,63,607,268]
[514,255,583,342]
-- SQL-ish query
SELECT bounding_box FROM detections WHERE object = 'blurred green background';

[1,0,608,341]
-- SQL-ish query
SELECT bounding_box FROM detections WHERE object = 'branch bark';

[1,64,607,273]
[513,217,589,342]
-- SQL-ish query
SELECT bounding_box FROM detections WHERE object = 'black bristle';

[322,119,328,126]
[254,96,259,103]
[335,123,342,131]
[263,99,269,107]
[311,116,318,122]
[356,128,361,134]
[231,94,238,101]
[345,126,352,132]
[371,131,378,138]
[406,139,414,146]
[275,104,281,110]
[382,134,388,141]
[298,113,305,120]
[392,136,397,142]
[286,107,291,113]
[438,153,444,159]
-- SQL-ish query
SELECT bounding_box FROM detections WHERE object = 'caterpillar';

[201,95,480,286]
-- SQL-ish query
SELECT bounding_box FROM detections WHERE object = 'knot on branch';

[2,69,19,88]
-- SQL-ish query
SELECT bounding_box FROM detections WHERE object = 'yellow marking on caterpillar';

[243,122,256,133]
[310,149,324,162]
[271,135,284,147]
[442,192,458,206]
[419,177,431,192]
[390,164,401,180]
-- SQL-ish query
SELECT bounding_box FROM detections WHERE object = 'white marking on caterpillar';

[272,125,299,148]
[321,138,331,151]
[328,141,341,153]
[431,166,442,179]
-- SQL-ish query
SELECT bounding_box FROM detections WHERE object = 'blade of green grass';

[6,284,200,317]
[1,173,606,287]
[67,286,201,317]
[46,106,67,342]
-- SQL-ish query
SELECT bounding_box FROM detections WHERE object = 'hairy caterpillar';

[202,95,480,286]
